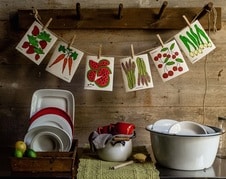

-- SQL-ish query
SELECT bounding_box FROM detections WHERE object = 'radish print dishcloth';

[16,21,57,65]
[46,41,84,83]
[174,20,216,64]
[149,39,189,82]
[84,56,114,91]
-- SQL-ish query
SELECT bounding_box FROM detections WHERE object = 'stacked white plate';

[24,89,75,152]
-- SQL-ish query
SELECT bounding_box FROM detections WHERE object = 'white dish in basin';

[168,121,207,135]
[204,125,216,134]
[152,119,178,133]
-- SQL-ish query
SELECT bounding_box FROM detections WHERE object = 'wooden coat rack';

[16,2,221,30]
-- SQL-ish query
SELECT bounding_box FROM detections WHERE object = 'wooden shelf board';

[16,7,221,30]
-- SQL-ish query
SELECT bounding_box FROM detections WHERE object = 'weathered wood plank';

[16,7,221,30]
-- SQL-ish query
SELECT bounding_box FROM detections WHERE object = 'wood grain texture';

[0,2,226,175]
[17,7,221,30]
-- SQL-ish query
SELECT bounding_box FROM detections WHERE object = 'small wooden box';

[10,139,78,178]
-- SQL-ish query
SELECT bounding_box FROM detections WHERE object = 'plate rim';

[29,107,73,134]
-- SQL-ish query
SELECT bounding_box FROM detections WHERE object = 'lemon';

[14,149,24,158]
[15,141,27,154]
[25,149,37,158]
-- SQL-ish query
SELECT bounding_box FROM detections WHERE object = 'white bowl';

[146,125,223,170]
[97,139,132,162]
[24,125,72,152]
[168,121,207,135]
[30,131,64,152]
[204,125,216,134]
[151,119,178,133]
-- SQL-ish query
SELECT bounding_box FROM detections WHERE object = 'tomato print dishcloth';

[16,21,57,65]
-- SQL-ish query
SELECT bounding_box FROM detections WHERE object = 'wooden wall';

[1,0,226,174]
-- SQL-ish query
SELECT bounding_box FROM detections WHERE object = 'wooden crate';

[10,139,78,178]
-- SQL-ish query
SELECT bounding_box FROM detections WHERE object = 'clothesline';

[31,7,217,59]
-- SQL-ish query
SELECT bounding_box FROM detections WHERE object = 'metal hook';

[117,3,123,19]
[76,2,81,20]
[157,1,168,19]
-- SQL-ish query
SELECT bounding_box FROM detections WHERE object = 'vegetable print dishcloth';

[46,41,84,83]
[149,39,189,82]
[16,21,58,65]
[120,54,154,92]
[84,56,114,91]
[174,20,216,64]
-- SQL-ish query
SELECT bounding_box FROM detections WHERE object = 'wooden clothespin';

[98,44,102,59]
[182,15,192,28]
[68,34,76,49]
[42,18,53,30]
[156,34,164,47]
[131,44,135,59]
